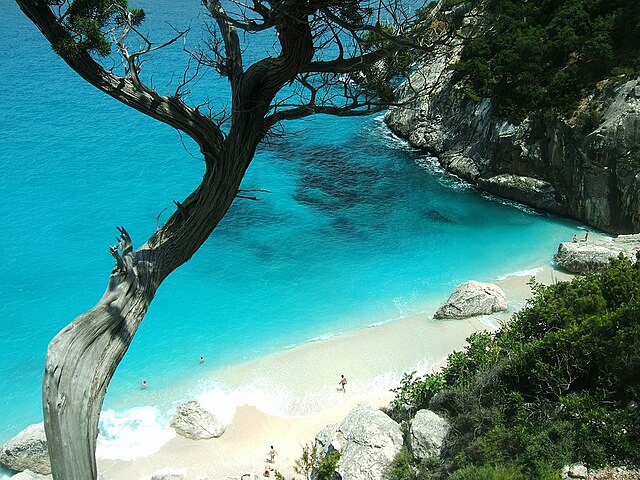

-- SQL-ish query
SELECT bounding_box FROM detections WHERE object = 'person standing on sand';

[268,445,277,463]
[584,229,589,242]
[339,374,347,392]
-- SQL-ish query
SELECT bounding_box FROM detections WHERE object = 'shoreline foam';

[0,264,573,478]
[90,264,575,480]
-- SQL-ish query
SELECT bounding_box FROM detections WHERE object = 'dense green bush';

[450,0,640,123]
[387,258,640,479]
[576,108,605,134]
[287,443,341,480]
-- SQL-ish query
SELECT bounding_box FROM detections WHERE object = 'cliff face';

[386,45,640,234]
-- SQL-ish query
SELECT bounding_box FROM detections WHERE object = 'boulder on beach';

[408,409,449,461]
[314,402,403,480]
[170,401,225,440]
[0,422,50,475]
[555,234,640,273]
[561,464,589,479]
[434,281,508,319]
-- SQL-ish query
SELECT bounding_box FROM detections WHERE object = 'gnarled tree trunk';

[41,136,262,478]
[43,265,152,479]
[15,0,421,475]
[14,1,308,475]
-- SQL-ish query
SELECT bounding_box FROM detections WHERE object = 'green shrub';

[450,0,640,123]
[390,258,640,478]
[576,108,605,134]
[384,447,420,480]
[448,464,522,480]
[292,443,340,480]
[316,450,341,480]
[388,371,445,422]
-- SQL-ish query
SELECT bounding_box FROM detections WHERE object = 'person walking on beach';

[584,229,589,242]
[268,445,277,463]
[339,374,347,392]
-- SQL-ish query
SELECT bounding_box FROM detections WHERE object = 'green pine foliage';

[291,443,341,480]
[450,0,640,123]
[387,257,640,478]
[51,0,145,58]
[360,24,415,102]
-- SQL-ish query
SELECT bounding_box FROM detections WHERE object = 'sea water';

[0,0,580,459]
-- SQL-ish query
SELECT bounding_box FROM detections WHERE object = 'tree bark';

[14,1,375,478]
[43,267,153,479]
[42,137,259,478]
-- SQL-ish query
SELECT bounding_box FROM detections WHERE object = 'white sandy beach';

[96,266,573,480]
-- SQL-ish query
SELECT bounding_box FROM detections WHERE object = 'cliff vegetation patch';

[387,257,640,478]
[449,0,640,123]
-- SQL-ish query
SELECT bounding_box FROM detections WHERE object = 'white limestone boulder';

[9,470,52,480]
[170,401,225,440]
[0,423,50,475]
[314,402,403,480]
[434,281,507,319]
[561,464,588,479]
[555,234,640,273]
[408,409,449,461]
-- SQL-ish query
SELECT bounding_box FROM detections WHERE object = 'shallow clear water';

[0,0,579,451]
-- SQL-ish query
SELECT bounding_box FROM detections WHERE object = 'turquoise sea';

[1,0,580,466]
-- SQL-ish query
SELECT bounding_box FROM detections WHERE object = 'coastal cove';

[0,1,591,477]
[1,266,577,480]
[96,266,575,480]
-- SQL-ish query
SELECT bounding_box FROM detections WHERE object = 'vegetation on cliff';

[387,258,640,478]
[450,0,640,123]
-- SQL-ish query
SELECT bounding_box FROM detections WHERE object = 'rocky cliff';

[386,20,640,234]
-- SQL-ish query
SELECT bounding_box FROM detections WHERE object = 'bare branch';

[203,0,244,85]
[204,0,273,32]
[302,46,404,73]
[265,102,386,126]
[236,188,271,201]
[16,0,224,161]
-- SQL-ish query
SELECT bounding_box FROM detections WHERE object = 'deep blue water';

[0,0,578,453]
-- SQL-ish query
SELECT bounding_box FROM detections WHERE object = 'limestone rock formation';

[150,468,188,480]
[562,464,589,479]
[385,4,640,234]
[408,409,449,461]
[555,234,640,273]
[434,281,508,319]
[170,401,225,440]
[587,467,640,479]
[314,402,403,480]
[10,470,52,480]
[560,464,640,480]
[0,423,50,475]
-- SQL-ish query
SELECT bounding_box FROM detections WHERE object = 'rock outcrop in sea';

[314,402,403,480]
[385,4,640,234]
[555,234,640,273]
[434,280,508,319]
[170,401,226,440]
[0,422,50,475]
